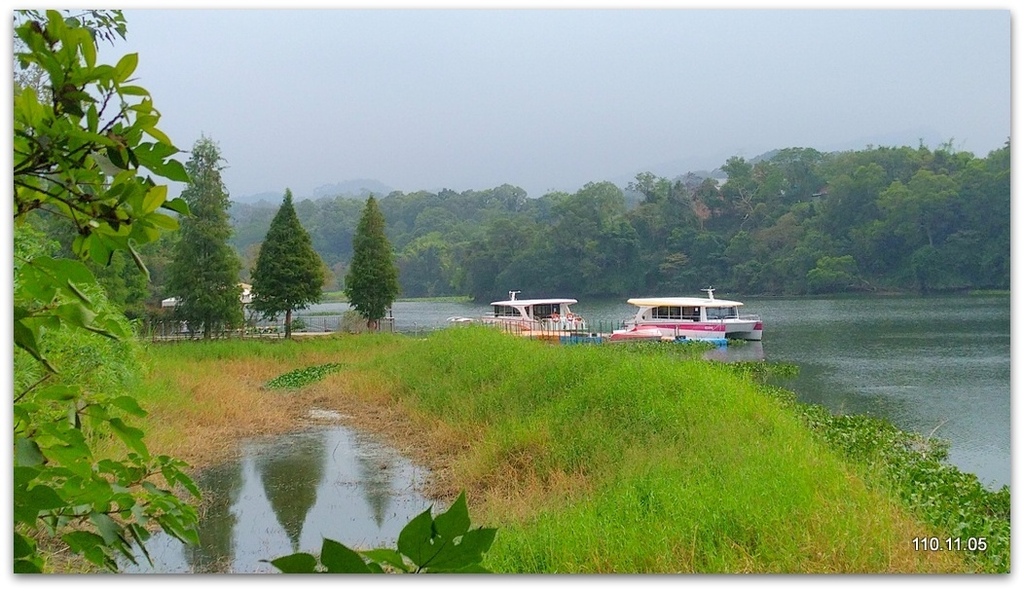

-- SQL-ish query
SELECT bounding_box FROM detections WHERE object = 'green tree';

[166,136,242,339]
[806,255,860,294]
[250,189,325,338]
[344,196,400,330]
[13,10,199,572]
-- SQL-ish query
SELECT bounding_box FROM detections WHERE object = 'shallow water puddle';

[121,423,432,573]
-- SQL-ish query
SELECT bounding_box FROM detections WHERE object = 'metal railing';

[139,314,397,341]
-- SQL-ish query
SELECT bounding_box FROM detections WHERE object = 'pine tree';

[165,136,242,339]
[344,195,399,330]
[250,189,325,338]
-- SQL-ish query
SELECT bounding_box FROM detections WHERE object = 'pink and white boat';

[610,288,763,342]
[449,291,589,335]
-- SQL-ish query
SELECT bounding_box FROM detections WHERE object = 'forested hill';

[229,142,1010,302]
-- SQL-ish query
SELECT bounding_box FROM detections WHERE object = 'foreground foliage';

[13,10,199,572]
[268,492,496,573]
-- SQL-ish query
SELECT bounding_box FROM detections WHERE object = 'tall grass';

[380,327,964,573]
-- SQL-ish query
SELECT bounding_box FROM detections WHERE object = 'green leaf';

[396,507,437,567]
[63,531,115,570]
[119,85,149,97]
[267,553,319,573]
[146,212,180,230]
[161,197,190,215]
[90,511,121,544]
[113,52,138,83]
[433,491,471,538]
[143,124,172,145]
[319,538,371,573]
[422,528,497,572]
[361,548,410,572]
[108,418,149,457]
[14,483,67,524]
[457,527,498,559]
[35,385,80,402]
[160,158,189,183]
[55,302,97,331]
[141,184,167,214]
[13,318,56,373]
[14,436,45,467]
[14,533,36,560]
[14,557,43,573]
[108,396,148,417]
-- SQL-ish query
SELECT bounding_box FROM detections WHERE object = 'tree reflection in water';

[120,425,431,573]
[353,431,397,527]
[182,462,244,573]
[254,431,327,552]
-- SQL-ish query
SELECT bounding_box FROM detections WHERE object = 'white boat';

[448,290,589,335]
[610,288,763,342]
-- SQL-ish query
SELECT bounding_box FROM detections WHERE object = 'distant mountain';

[822,126,946,153]
[230,190,283,205]
[311,179,393,199]
[231,179,394,204]
[612,127,951,190]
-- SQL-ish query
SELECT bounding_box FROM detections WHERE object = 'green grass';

[129,328,1005,573]
[378,326,971,573]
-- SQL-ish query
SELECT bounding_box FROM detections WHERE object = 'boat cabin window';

[492,305,520,318]
[531,303,561,319]
[651,306,701,321]
[705,306,738,320]
[652,306,682,320]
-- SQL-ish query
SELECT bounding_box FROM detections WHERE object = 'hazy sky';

[79,3,1012,199]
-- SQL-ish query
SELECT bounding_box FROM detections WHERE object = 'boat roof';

[627,296,744,308]
[490,298,578,307]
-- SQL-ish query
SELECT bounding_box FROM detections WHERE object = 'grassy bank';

[374,328,968,573]
[125,328,1005,573]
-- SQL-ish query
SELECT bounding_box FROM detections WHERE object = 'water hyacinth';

[266,363,344,390]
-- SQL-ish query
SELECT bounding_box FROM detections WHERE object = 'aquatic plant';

[266,363,343,390]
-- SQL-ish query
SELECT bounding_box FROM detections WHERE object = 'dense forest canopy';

[221,141,1009,304]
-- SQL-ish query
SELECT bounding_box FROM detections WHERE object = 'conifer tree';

[344,195,399,330]
[166,136,242,338]
[250,189,325,338]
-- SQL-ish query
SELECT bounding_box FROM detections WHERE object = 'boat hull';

[620,320,763,341]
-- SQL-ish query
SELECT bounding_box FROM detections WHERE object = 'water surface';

[123,423,432,573]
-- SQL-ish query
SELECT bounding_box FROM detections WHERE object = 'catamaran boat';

[610,288,762,342]
[448,291,588,334]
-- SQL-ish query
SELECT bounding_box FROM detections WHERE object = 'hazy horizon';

[86,6,1009,201]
